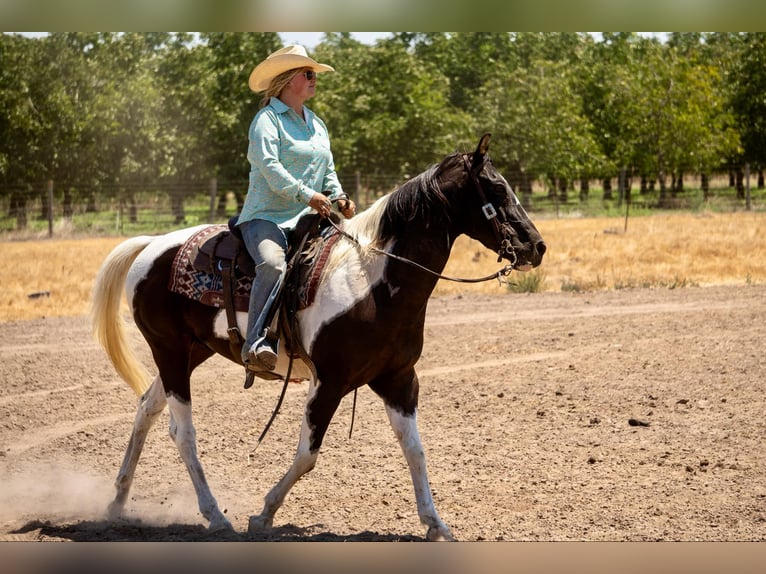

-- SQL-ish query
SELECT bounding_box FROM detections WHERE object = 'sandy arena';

[1,284,765,541]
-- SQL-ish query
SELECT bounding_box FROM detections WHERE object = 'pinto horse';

[91,134,546,540]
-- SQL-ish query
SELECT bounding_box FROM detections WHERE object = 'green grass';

[507,269,546,293]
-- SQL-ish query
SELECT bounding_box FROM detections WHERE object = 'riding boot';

[242,264,285,371]
[239,219,288,372]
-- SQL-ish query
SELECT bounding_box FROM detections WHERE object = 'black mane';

[378,153,461,244]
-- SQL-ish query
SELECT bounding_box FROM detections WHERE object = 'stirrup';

[243,364,283,387]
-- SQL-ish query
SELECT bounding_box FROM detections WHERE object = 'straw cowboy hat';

[248,44,335,92]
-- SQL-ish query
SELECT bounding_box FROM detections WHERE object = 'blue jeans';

[238,219,288,362]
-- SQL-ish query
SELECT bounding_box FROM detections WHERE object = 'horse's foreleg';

[248,378,338,532]
[385,403,455,541]
[166,395,232,531]
[108,376,166,520]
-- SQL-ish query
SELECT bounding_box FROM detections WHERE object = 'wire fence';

[1,169,764,238]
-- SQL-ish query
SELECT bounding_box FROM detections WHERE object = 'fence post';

[208,177,218,223]
[745,163,751,211]
[47,179,54,238]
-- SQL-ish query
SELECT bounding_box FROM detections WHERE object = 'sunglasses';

[299,70,316,81]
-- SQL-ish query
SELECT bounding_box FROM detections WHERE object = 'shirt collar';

[269,96,312,120]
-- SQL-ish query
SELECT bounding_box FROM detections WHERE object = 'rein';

[323,156,518,286]
[329,215,514,284]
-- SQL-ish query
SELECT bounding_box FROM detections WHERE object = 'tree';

[730,33,766,190]
[202,32,282,211]
[155,33,217,222]
[314,34,471,195]
[606,38,739,205]
[478,48,604,206]
[0,34,48,227]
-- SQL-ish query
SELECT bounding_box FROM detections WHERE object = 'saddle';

[188,214,341,376]
[192,217,255,278]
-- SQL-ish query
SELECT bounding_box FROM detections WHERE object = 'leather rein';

[325,154,518,285]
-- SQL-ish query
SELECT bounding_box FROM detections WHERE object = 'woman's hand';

[337,198,356,218]
[309,193,333,217]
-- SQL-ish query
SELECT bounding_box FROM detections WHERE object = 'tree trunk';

[128,193,138,224]
[701,173,710,202]
[170,188,185,225]
[38,187,48,221]
[579,178,589,202]
[63,187,74,218]
[602,177,613,201]
[216,189,228,218]
[10,191,28,230]
[86,190,97,213]
[658,172,669,207]
[521,173,533,210]
[735,167,745,200]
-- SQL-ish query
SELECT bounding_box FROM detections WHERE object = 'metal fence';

[1,169,764,238]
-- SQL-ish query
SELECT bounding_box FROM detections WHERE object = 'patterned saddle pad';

[167,224,342,313]
[168,225,252,312]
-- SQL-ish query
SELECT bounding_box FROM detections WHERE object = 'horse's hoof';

[426,525,456,541]
[248,514,273,533]
[208,515,234,532]
[106,501,124,521]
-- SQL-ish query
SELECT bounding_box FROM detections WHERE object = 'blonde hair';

[259,67,305,108]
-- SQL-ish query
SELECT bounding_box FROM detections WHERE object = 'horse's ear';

[473,133,491,164]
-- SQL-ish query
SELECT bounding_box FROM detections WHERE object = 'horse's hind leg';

[108,376,167,519]
[166,394,232,531]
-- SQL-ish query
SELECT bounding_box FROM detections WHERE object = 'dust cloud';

[0,460,200,528]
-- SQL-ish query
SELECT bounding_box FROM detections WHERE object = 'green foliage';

[2,32,765,231]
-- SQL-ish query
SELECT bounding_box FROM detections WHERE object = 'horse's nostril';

[536,241,547,257]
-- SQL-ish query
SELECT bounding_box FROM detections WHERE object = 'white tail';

[90,236,155,396]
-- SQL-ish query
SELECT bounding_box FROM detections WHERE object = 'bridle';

[324,153,519,284]
[463,154,518,265]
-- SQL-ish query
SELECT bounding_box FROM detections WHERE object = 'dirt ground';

[1,284,765,542]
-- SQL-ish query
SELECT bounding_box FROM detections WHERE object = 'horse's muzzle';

[512,239,547,271]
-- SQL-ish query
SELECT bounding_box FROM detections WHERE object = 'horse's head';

[459,134,546,271]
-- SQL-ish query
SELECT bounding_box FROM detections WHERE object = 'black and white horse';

[91,134,546,540]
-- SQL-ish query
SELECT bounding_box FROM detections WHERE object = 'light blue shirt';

[237,97,345,230]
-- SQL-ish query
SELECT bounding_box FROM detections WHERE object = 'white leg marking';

[248,378,321,532]
[385,404,455,541]
[108,376,167,519]
[166,395,232,531]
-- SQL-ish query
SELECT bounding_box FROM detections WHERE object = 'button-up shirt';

[237,97,345,230]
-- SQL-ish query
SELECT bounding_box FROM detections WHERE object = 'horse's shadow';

[13,518,425,542]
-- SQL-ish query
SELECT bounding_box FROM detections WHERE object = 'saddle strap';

[220,260,244,358]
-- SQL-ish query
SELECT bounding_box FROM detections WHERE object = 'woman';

[238,44,356,372]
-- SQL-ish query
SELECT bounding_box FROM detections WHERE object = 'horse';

[91,133,546,541]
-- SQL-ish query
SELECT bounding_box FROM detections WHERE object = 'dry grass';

[1,236,124,322]
[437,211,766,295]
[1,212,764,321]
